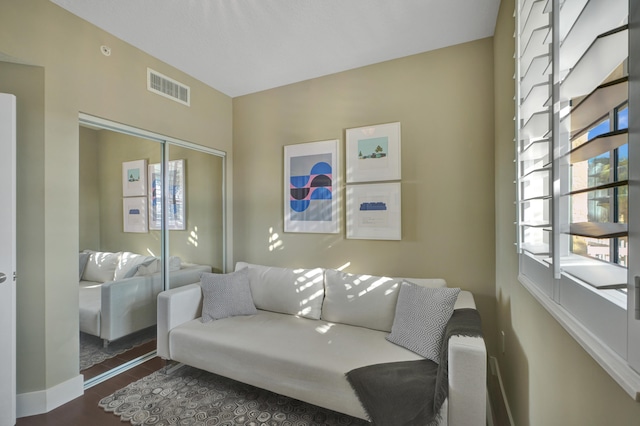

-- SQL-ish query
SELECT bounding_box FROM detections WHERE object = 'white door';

[0,94,17,426]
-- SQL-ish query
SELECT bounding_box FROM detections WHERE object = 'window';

[516,0,640,397]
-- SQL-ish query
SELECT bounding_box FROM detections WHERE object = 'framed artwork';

[346,182,401,240]
[122,159,147,197]
[284,139,339,233]
[346,122,401,183]
[123,197,148,233]
[148,159,186,230]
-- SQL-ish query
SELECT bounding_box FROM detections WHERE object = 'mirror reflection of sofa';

[79,250,211,347]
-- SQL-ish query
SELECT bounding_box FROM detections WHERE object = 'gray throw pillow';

[79,252,90,281]
[386,281,460,363]
[200,268,257,322]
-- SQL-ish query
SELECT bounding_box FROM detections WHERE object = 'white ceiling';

[51,0,500,98]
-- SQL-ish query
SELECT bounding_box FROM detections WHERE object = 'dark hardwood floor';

[17,340,163,426]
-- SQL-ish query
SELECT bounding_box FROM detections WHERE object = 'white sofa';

[79,250,211,345]
[157,262,486,425]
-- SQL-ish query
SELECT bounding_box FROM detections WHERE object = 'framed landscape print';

[346,182,401,240]
[346,122,401,183]
[284,139,339,233]
[122,159,147,197]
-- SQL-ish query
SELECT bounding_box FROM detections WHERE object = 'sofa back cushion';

[322,269,447,332]
[82,251,121,283]
[235,262,325,319]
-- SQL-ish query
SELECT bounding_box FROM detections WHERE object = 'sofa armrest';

[101,274,162,342]
[157,283,203,359]
[448,334,487,426]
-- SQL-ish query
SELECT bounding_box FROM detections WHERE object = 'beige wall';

[233,39,498,353]
[493,1,640,424]
[80,128,224,269]
[0,0,232,395]
[79,127,101,250]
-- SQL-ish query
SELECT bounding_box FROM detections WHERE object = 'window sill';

[560,254,627,290]
[519,273,640,401]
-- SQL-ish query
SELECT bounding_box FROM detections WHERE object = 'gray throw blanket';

[346,308,483,426]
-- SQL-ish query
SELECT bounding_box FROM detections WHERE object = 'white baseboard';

[16,374,84,418]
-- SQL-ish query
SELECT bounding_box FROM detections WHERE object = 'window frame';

[515,0,640,400]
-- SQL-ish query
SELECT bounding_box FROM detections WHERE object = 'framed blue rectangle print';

[346,182,401,240]
[284,139,340,233]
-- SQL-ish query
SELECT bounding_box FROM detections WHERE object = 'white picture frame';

[346,182,401,240]
[122,159,147,197]
[123,197,148,233]
[346,122,401,183]
[284,139,340,234]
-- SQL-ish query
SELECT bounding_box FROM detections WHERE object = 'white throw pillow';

[114,252,157,281]
[322,269,447,332]
[135,259,159,276]
[82,251,121,283]
[386,281,460,363]
[235,262,325,319]
[134,256,181,276]
[200,268,257,322]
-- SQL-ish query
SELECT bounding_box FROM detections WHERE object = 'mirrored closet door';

[78,116,225,385]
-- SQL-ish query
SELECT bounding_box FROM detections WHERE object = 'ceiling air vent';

[147,68,190,106]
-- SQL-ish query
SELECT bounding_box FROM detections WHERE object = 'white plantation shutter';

[516,0,640,393]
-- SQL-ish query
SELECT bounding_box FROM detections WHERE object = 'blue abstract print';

[289,154,333,222]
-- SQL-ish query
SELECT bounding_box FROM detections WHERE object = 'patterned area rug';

[80,326,156,371]
[99,364,369,425]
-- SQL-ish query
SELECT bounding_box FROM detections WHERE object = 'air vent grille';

[147,68,190,106]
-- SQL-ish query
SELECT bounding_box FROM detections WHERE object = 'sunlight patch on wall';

[188,226,199,247]
[268,227,284,251]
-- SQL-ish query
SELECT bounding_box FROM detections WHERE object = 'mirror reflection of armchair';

[79,250,211,347]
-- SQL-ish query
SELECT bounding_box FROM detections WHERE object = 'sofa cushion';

[168,310,424,420]
[322,269,447,332]
[200,268,257,322]
[235,262,325,320]
[386,281,460,363]
[82,251,120,283]
[114,252,156,281]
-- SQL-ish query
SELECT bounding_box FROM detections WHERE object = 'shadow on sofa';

[79,250,211,347]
